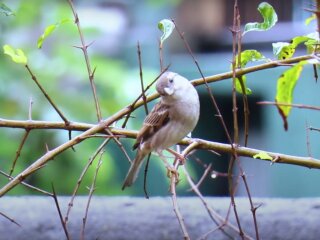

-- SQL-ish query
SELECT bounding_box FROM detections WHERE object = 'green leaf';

[273,36,312,60]
[253,151,273,160]
[158,19,175,45]
[305,14,316,26]
[3,44,28,65]
[304,32,320,54]
[0,2,15,16]
[275,61,307,130]
[272,42,294,60]
[243,2,278,36]
[236,75,252,95]
[236,49,265,68]
[37,19,71,49]
[233,50,266,94]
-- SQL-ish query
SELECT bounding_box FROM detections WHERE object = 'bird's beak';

[164,87,174,95]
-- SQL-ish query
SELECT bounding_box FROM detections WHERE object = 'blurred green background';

[1,0,320,197]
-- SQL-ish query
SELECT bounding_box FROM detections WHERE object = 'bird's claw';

[166,166,180,183]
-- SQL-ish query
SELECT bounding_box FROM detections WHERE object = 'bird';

[122,71,200,190]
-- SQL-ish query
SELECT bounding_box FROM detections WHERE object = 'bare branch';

[67,0,102,122]
[25,65,69,125]
[52,184,71,240]
[10,130,30,176]
[65,138,110,224]
[80,152,103,240]
[0,211,21,228]
[0,169,53,196]
[257,101,320,111]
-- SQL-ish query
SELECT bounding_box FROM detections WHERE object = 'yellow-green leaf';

[158,19,175,45]
[253,151,273,160]
[235,75,252,95]
[304,32,319,54]
[235,49,265,68]
[305,14,316,26]
[3,44,27,65]
[37,19,71,49]
[0,2,15,16]
[275,61,307,130]
[273,36,312,60]
[243,2,278,36]
[233,50,265,94]
[272,42,294,60]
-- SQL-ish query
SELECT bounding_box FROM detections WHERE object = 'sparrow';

[122,71,200,190]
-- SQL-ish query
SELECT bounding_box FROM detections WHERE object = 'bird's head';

[156,71,192,99]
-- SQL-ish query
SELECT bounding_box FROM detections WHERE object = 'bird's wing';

[133,102,170,150]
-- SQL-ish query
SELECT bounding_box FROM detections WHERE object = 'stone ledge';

[0,196,319,240]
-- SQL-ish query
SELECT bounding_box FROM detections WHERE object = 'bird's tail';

[122,150,146,190]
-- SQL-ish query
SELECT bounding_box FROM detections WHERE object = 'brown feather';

[132,101,170,150]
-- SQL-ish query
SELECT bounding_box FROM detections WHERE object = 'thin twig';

[229,1,245,238]
[187,163,212,192]
[25,65,69,125]
[182,165,253,240]
[241,172,260,240]
[137,41,148,115]
[52,184,71,240]
[65,138,110,224]
[104,127,132,163]
[0,211,21,227]
[67,0,102,122]
[172,19,233,145]
[0,169,53,196]
[80,153,103,240]
[28,97,33,120]
[143,153,151,199]
[9,130,30,176]
[309,126,320,132]
[121,65,170,128]
[159,39,164,71]
[257,101,320,111]
[306,121,312,157]
[170,162,190,240]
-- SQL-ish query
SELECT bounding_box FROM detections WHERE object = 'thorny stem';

[172,19,233,146]
[306,121,312,157]
[81,153,103,240]
[0,169,53,195]
[143,153,151,199]
[0,211,21,228]
[52,184,71,240]
[229,1,245,239]
[10,130,30,176]
[257,101,320,111]
[65,138,110,224]
[67,0,102,122]
[121,66,170,128]
[137,42,149,115]
[182,165,253,240]
[170,162,190,240]
[159,41,164,71]
[241,173,260,240]
[25,65,69,125]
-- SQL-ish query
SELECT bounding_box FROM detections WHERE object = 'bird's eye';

[169,78,174,83]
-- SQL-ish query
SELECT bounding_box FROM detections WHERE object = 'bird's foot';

[166,166,180,183]
[166,148,186,165]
